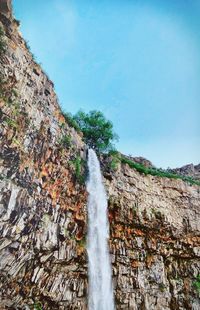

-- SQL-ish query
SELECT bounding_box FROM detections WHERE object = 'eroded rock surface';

[105,163,200,309]
[0,3,87,309]
[172,164,200,182]
[0,1,200,309]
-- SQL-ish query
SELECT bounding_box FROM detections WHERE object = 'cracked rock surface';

[0,1,200,309]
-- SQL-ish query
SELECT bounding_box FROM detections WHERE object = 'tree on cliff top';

[73,110,118,153]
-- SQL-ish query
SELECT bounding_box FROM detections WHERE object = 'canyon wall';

[0,3,87,309]
[104,161,200,309]
[0,2,200,309]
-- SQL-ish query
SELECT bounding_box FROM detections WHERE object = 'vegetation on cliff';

[62,110,118,153]
[69,155,86,184]
[0,26,6,54]
[61,109,200,186]
[193,275,200,293]
[109,151,200,186]
[193,274,200,293]
[62,111,81,133]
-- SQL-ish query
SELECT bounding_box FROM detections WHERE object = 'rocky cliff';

[0,2,200,309]
[171,164,200,182]
[105,162,200,309]
[0,2,87,309]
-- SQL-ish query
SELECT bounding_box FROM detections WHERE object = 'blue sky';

[13,0,199,168]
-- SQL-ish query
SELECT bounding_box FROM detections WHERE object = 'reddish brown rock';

[0,2,200,310]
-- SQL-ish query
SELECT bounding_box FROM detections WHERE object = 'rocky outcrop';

[171,164,200,182]
[105,163,200,309]
[0,1,200,309]
[0,0,12,19]
[0,3,87,309]
[123,155,154,169]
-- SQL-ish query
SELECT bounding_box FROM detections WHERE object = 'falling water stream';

[86,149,115,310]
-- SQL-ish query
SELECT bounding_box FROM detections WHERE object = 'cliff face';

[0,2,200,310]
[105,163,200,309]
[171,164,200,182]
[0,4,88,309]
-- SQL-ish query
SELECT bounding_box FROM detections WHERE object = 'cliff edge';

[0,2,200,309]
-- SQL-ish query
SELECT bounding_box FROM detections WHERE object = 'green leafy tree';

[73,110,118,153]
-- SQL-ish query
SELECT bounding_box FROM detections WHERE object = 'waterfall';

[86,149,115,310]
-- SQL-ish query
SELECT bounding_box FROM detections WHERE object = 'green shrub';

[70,156,85,184]
[0,26,6,54]
[11,89,18,98]
[109,152,121,171]
[193,275,200,293]
[34,302,43,310]
[110,157,119,171]
[4,117,18,128]
[121,157,148,174]
[115,155,200,186]
[0,75,7,100]
[59,135,72,148]
[77,236,86,248]
[62,112,81,132]
[108,149,120,156]
[158,283,166,292]
[74,156,84,183]
[0,77,18,103]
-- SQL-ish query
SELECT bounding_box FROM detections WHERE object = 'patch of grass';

[193,275,200,293]
[33,302,43,310]
[108,149,120,156]
[59,135,72,148]
[110,157,119,170]
[0,76,8,100]
[116,155,200,186]
[109,152,121,171]
[0,174,10,181]
[77,236,86,248]
[12,137,21,146]
[121,157,149,174]
[158,283,166,292]
[0,26,6,54]
[70,155,86,184]
[11,89,18,98]
[10,101,20,116]
[4,117,18,129]
[0,76,19,104]
[62,111,81,132]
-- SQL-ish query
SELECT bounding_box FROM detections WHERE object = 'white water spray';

[87,149,115,310]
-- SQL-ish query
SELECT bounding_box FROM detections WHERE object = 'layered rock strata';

[105,163,200,309]
[0,3,87,309]
[0,2,200,309]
